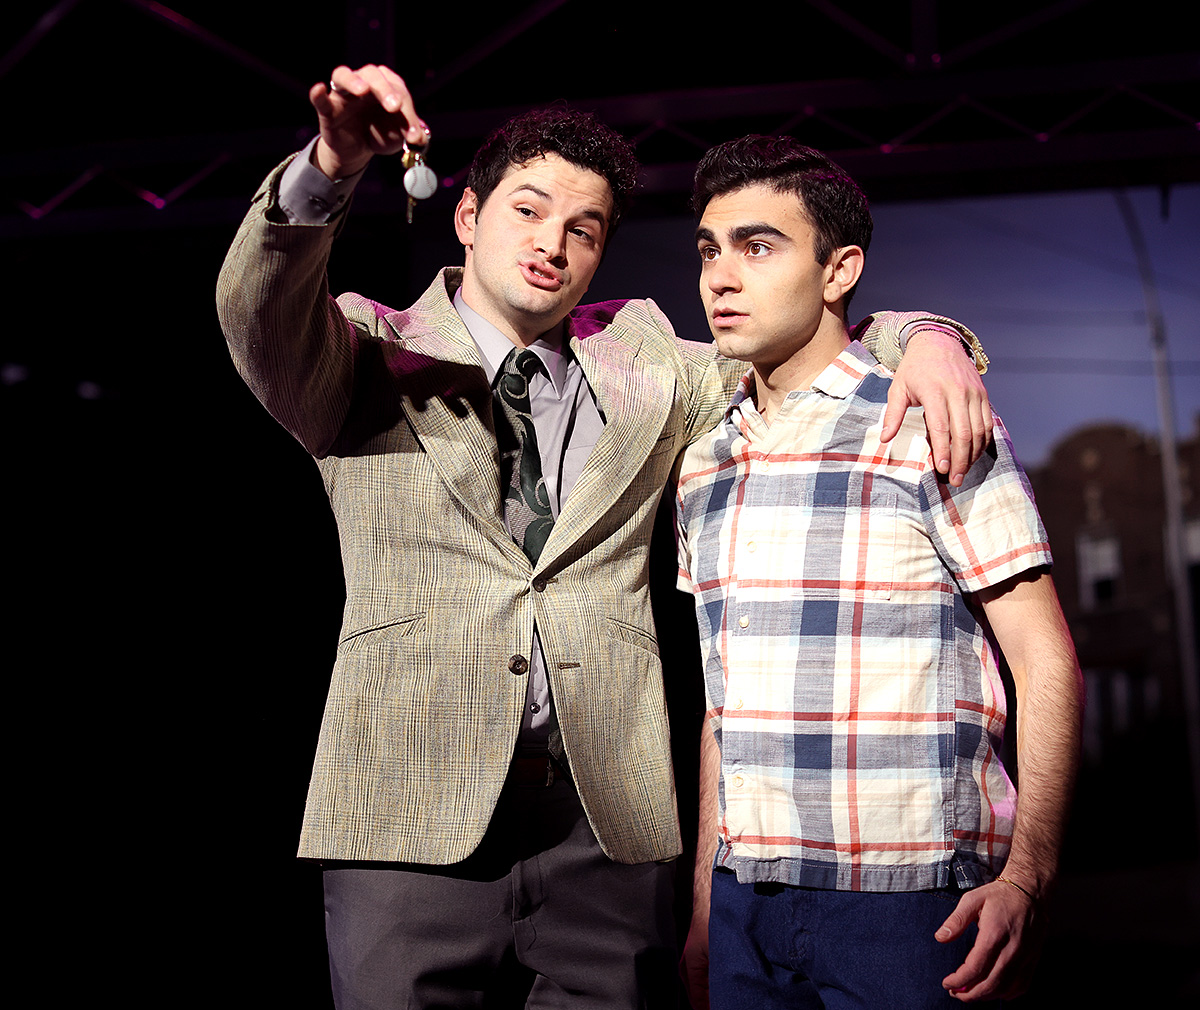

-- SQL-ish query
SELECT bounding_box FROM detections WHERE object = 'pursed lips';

[520,259,564,290]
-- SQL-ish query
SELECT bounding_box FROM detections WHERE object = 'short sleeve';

[919,415,1052,593]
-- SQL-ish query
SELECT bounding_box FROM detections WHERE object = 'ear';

[454,188,479,249]
[824,245,864,305]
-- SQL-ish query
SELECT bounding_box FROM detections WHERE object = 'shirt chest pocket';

[791,477,897,601]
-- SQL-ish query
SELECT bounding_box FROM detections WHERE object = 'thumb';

[936,891,982,944]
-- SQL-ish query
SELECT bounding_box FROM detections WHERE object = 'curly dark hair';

[466,106,640,242]
[692,135,873,308]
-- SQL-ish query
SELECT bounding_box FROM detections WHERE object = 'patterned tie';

[494,347,554,563]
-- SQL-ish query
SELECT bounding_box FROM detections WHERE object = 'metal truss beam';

[2,49,1195,236]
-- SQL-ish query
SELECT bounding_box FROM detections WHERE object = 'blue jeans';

[708,868,999,1010]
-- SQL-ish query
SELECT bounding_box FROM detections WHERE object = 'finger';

[329,64,372,99]
[942,932,1001,996]
[935,891,980,944]
[312,70,372,123]
[948,401,974,487]
[348,65,424,152]
[353,64,425,142]
[946,940,1019,1002]
[376,65,428,143]
[354,63,399,106]
[880,379,914,444]
[309,80,333,117]
[969,386,994,466]
[977,393,994,463]
[926,410,952,478]
[993,951,1037,1002]
[941,893,1013,997]
[968,397,987,470]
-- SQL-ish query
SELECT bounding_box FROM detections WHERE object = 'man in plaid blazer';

[217,65,992,1009]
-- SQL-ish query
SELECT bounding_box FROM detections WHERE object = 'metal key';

[402,138,437,224]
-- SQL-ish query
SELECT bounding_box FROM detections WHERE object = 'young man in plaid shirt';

[675,137,1084,1009]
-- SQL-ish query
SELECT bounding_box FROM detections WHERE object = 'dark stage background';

[4,2,1198,1006]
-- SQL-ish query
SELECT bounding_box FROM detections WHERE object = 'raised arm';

[216,65,426,455]
[936,569,1084,1002]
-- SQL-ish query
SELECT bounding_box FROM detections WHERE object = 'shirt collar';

[725,369,758,421]
[453,289,571,394]
[809,340,876,399]
[724,340,877,421]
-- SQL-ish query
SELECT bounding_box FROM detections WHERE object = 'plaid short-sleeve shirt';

[675,341,1051,892]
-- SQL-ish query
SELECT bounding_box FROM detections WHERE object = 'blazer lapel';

[539,319,674,569]
[380,275,519,560]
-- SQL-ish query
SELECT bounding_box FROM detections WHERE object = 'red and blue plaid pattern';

[676,342,1051,892]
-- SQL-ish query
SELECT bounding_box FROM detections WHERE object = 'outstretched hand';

[936,880,1046,1001]
[881,328,992,487]
[309,64,428,180]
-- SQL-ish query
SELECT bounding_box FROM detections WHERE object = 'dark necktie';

[494,347,554,563]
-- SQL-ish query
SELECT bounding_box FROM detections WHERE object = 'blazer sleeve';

[216,155,362,458]
[652,307,742,445]
[665,308,986,451]
[854,310,988,373]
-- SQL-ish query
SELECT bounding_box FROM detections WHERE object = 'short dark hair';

[467,106,640,242]
[692,135,873,308]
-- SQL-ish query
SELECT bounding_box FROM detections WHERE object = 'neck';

[753,313,849,425]
[458,276,564,350]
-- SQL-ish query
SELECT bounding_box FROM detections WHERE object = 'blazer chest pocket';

[333,612,429,701]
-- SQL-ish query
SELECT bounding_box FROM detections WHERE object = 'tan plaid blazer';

[217,163,739,865]
[216,160,933,866]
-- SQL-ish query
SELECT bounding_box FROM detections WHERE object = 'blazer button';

[532,578,548,593]
[508,654,529,675]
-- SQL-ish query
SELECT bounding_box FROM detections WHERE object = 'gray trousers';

[323,775,678,1009]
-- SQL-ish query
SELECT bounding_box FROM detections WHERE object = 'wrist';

[901,319,990,374]
[995,863,1053,904]
[908,324,970,357]
[314,139,372,181]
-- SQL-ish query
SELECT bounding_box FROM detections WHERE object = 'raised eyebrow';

[508,182,551,202]
[509,183,608,232]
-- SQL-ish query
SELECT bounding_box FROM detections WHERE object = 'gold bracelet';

[995,875,1036,903]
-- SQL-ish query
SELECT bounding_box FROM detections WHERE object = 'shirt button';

[738,615,750,628]
[530,702,541,714]
[508,654,529,675]
[761,460,771,472]
[746,540,757,552]
[733,698,744,710]
[532,578,548,592]
[732,774,745,788]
